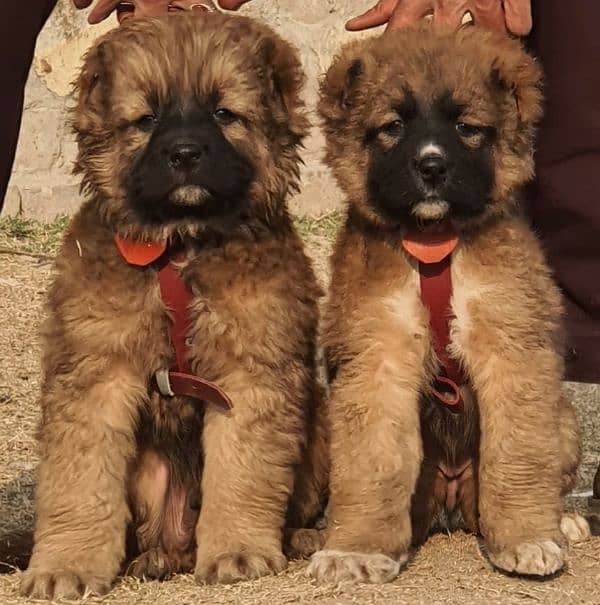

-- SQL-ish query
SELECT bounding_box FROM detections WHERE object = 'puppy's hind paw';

[283,528,325,560]
[307,549,405,585]
[560,513,591,544]
[488,540,564,577]
[125,547,194,580]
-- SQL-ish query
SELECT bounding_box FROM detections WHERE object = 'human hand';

[346,0,532,37]
[72,0,252,25]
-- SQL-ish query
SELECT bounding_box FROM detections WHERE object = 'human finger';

[471,0,505,31]
[432,0,471,29]
[386,0,435,31]
[87,0,121,23]
[503,0,532,36]
[216,0,251,9]
[168,0,217,12]
[346,0,402,31]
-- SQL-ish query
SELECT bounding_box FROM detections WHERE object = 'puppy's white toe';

[307,549,405,585]
[560,513,591,544]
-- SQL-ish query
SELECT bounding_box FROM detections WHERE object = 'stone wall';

[4,0,375,220]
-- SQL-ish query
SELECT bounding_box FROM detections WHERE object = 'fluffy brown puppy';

[19,13,327,600]
[308,26,588,585]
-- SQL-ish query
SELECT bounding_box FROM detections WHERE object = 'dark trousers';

[0,1,599,382]
[0,0,58,206]
[528,1,600,383]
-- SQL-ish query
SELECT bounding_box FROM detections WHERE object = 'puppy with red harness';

[15,10,327,601]
[309,26,590,585]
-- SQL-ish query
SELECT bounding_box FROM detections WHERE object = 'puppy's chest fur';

[53,216,314,446]
[386,250,481,466]
[327,218,557,464]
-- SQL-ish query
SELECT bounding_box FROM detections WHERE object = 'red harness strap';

[402,231,464,413]
[157,257,192,374]
[114,235,232,413]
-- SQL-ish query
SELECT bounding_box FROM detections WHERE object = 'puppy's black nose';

[168,143,203,172]
[417,155,447,187]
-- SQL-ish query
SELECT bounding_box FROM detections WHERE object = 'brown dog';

[19,13,327,600]
[308,26,588,584]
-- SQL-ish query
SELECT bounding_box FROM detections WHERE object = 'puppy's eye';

[214,108,238,125]
[456,122,483,138]
[135,114,157,132]
[381,119,404,137]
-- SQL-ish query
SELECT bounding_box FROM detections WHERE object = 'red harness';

[402,231,465,413]
[113,231,462,414]
[115,235,232,413]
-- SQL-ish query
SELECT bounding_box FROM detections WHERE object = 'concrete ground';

[0,214,598,605]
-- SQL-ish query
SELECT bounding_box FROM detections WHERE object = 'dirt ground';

[0,214,599,605]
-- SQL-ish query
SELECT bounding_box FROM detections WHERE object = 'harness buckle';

[155,369,175,397]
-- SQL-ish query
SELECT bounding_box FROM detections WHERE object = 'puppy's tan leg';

[558,394,580,495]
[411,460,443,547]
[555,396,590,544]
[20,365,144,600]
[127,449,172,580]
[286,383,329,529]
[129,449,169,555]
[128,446,201,579]
[128,481,198,580]
[308,352,424,585]
[472,353,565,576]
[284,385,329,561]
[194,374,306,585]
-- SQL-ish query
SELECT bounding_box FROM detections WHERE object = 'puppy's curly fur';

[309,26,586,585]
[19,13,327,600]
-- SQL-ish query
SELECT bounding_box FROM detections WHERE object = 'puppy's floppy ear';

[71,37,113,136]
[488,37,543,127]
[256,33,309,140]
[318,39,373,128]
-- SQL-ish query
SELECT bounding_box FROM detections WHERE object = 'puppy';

[308,26,588,585]
[19,13,327,600]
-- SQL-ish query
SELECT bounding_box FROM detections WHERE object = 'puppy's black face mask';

[125,102,255,225]
[367,91,496,227]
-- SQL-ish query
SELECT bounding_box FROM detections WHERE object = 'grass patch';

[293,210,343,241]
[0,211,344,259]
[0,214,70,257]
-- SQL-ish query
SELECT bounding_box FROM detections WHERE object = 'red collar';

[402,230,458,264]
[114,235,167,266]
[114,234,232,413]
[402,229,464,413]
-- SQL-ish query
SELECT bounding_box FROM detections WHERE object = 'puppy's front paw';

[307,550,405,584]
[20,569,111,600]
[195,550,287,584]
[560,513,591,544]
[488,540,564,577]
